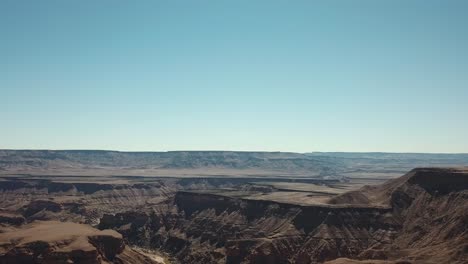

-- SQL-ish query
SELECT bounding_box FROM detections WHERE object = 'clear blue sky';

[1,0,467,153]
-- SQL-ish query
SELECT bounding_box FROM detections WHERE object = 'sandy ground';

[0,221,121,252]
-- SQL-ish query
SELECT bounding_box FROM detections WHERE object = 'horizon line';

[1,148,467,155]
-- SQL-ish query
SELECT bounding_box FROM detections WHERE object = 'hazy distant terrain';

[307,152,468,180]
[0,150,466,179]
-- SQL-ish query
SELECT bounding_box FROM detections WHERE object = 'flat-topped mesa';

[175,190,396,231]
[0,221,157,264]
[0,149,342,177]
[0,179,162,195]
[175,191,392,213]
[406,167,468,194]
[328,167,468,207]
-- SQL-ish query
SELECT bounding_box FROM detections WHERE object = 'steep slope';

[329,168,468,206]
[329,168,468,263]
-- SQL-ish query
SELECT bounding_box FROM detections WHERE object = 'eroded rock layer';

[0,168,466,263]
[96,169,468,264]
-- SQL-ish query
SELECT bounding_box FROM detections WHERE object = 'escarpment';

[99,192,399,263]
[97,168,468,264]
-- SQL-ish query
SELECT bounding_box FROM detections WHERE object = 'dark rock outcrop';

[22,200,62,217]
[0,213,25,225]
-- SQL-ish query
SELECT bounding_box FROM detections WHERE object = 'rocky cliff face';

[98,191,398,263]
[0,179,174,224]
[384,169,468,263]
[98,168,468,264]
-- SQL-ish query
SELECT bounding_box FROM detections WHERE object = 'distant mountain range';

[0,150,467,178]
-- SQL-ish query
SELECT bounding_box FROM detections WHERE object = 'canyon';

[0,151,467,263]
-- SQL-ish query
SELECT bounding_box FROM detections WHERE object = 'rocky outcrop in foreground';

[0,221,157,264]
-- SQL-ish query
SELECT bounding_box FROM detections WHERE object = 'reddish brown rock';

[0,221,157,264]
